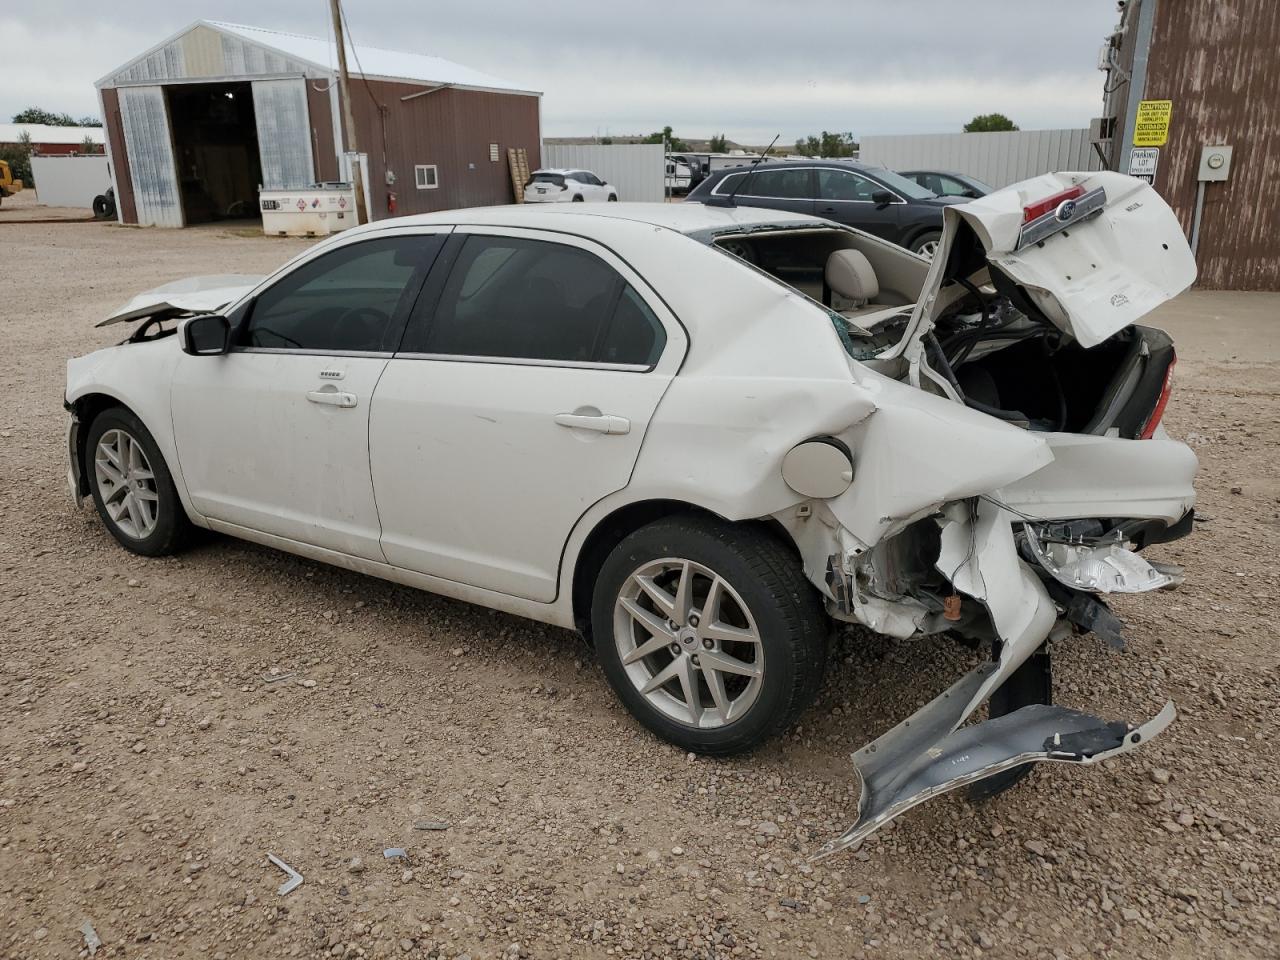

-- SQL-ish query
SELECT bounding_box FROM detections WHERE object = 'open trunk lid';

[904,171,1196,351]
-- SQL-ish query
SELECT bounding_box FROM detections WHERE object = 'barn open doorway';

[166,82,262,224]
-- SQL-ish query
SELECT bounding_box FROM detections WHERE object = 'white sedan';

[66,172,1197,853]
[523,168,618,203]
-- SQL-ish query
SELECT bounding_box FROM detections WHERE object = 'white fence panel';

[543,144,665,202]
[859,130,1101,189]
[31,156,111,208]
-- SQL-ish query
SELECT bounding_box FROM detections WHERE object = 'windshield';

[867,168,938,200]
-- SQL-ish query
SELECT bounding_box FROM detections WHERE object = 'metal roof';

[0,123,106,145]
[208,21,538,94]
[96,20,538,94]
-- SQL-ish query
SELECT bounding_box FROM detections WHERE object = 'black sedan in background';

[685,160,965,258]
[900,170,995,199]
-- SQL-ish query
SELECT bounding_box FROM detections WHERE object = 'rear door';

[369,227,687,602]
[815,168,902,239]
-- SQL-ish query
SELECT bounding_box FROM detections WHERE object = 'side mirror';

[962,189,980,199]
[182,314,231,355]
[871,190,894,207]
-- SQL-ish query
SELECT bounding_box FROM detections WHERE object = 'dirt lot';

[2,220,1277,960]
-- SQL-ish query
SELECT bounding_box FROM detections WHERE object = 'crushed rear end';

[773,172,1199,855]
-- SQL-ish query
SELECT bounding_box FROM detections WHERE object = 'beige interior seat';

[825,249,912,329]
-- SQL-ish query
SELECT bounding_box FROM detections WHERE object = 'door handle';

[554,412,630,435]
[306,390,358,408]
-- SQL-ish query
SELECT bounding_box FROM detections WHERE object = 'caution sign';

[1133,100,1172,146]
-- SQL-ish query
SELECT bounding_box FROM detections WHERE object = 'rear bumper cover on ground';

[816,689,1175,858]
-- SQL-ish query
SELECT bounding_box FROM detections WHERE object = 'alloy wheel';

[93,428,160,539]
[917,238,940,259]
[613,558,765,728]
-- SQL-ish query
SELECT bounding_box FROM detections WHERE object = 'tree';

[643,125,689,152]
[78,115,104,128]
[708,133,728,153]
[13,107,79,126]
[794,131,857,158]
[81,135,103,155]
[964,113,1019,132]
[600,136,613,145]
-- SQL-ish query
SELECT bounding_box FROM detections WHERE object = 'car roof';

[710,159,877,174]
[351,201,827,237]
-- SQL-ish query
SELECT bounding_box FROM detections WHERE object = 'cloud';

[0,0,1120,141]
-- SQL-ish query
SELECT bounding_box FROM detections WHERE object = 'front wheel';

[86,406,191,556]
[592,516,827,755]
[911,230,942,259]
[607,193,618,201]
[572,194,584,202]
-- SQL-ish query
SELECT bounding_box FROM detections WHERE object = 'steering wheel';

[335,306,390,350]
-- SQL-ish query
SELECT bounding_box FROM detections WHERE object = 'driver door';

[170,230,448,560]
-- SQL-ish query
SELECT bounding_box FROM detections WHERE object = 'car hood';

[97,274,263,327]
[903,171,1196,351]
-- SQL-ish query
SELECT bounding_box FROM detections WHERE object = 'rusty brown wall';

[1144,0,1280,289]
[306,83,339,183]
[100,87,138,225]
[347,81,540,218]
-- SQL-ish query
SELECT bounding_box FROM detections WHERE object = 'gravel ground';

[2,220,1277,960]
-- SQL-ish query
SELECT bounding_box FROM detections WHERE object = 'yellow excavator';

[0,159,24,207]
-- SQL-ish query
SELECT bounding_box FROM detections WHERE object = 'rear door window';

[740,168,812,199]
[416,235,665,366]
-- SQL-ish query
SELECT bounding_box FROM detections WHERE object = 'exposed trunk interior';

[166,82,263,225]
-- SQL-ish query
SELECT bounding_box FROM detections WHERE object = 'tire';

[910,230,942,259]
[591,515,827,755]
[572,194,584,202]
[968,644,1051,800]
[607,193,618,201]
[92,194,111,219]
[85,406,191,557]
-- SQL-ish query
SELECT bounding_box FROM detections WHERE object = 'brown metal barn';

[96,20,541,227]
[1094,0,1280,290]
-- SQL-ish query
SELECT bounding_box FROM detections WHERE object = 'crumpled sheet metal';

[817,698,1176,859]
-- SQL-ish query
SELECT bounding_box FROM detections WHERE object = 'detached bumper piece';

[816,699,1175,859]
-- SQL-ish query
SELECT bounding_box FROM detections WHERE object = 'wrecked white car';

[65,171,1196,853]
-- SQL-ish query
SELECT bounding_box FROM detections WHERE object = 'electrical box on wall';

[1197,145,1233,182]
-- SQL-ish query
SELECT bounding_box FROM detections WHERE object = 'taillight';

[1139,355,1177,439]
[1023,185,1085,224]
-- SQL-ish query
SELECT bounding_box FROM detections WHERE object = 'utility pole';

[329,0,369,224]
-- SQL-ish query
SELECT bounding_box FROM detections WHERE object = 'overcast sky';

[2,1,1121,142]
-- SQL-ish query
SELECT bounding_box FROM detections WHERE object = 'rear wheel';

[86,407,191,556]
[572,194,584,202]
[592,516,827,755]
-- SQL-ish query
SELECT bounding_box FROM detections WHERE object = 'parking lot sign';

[1129,147,1159,183]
